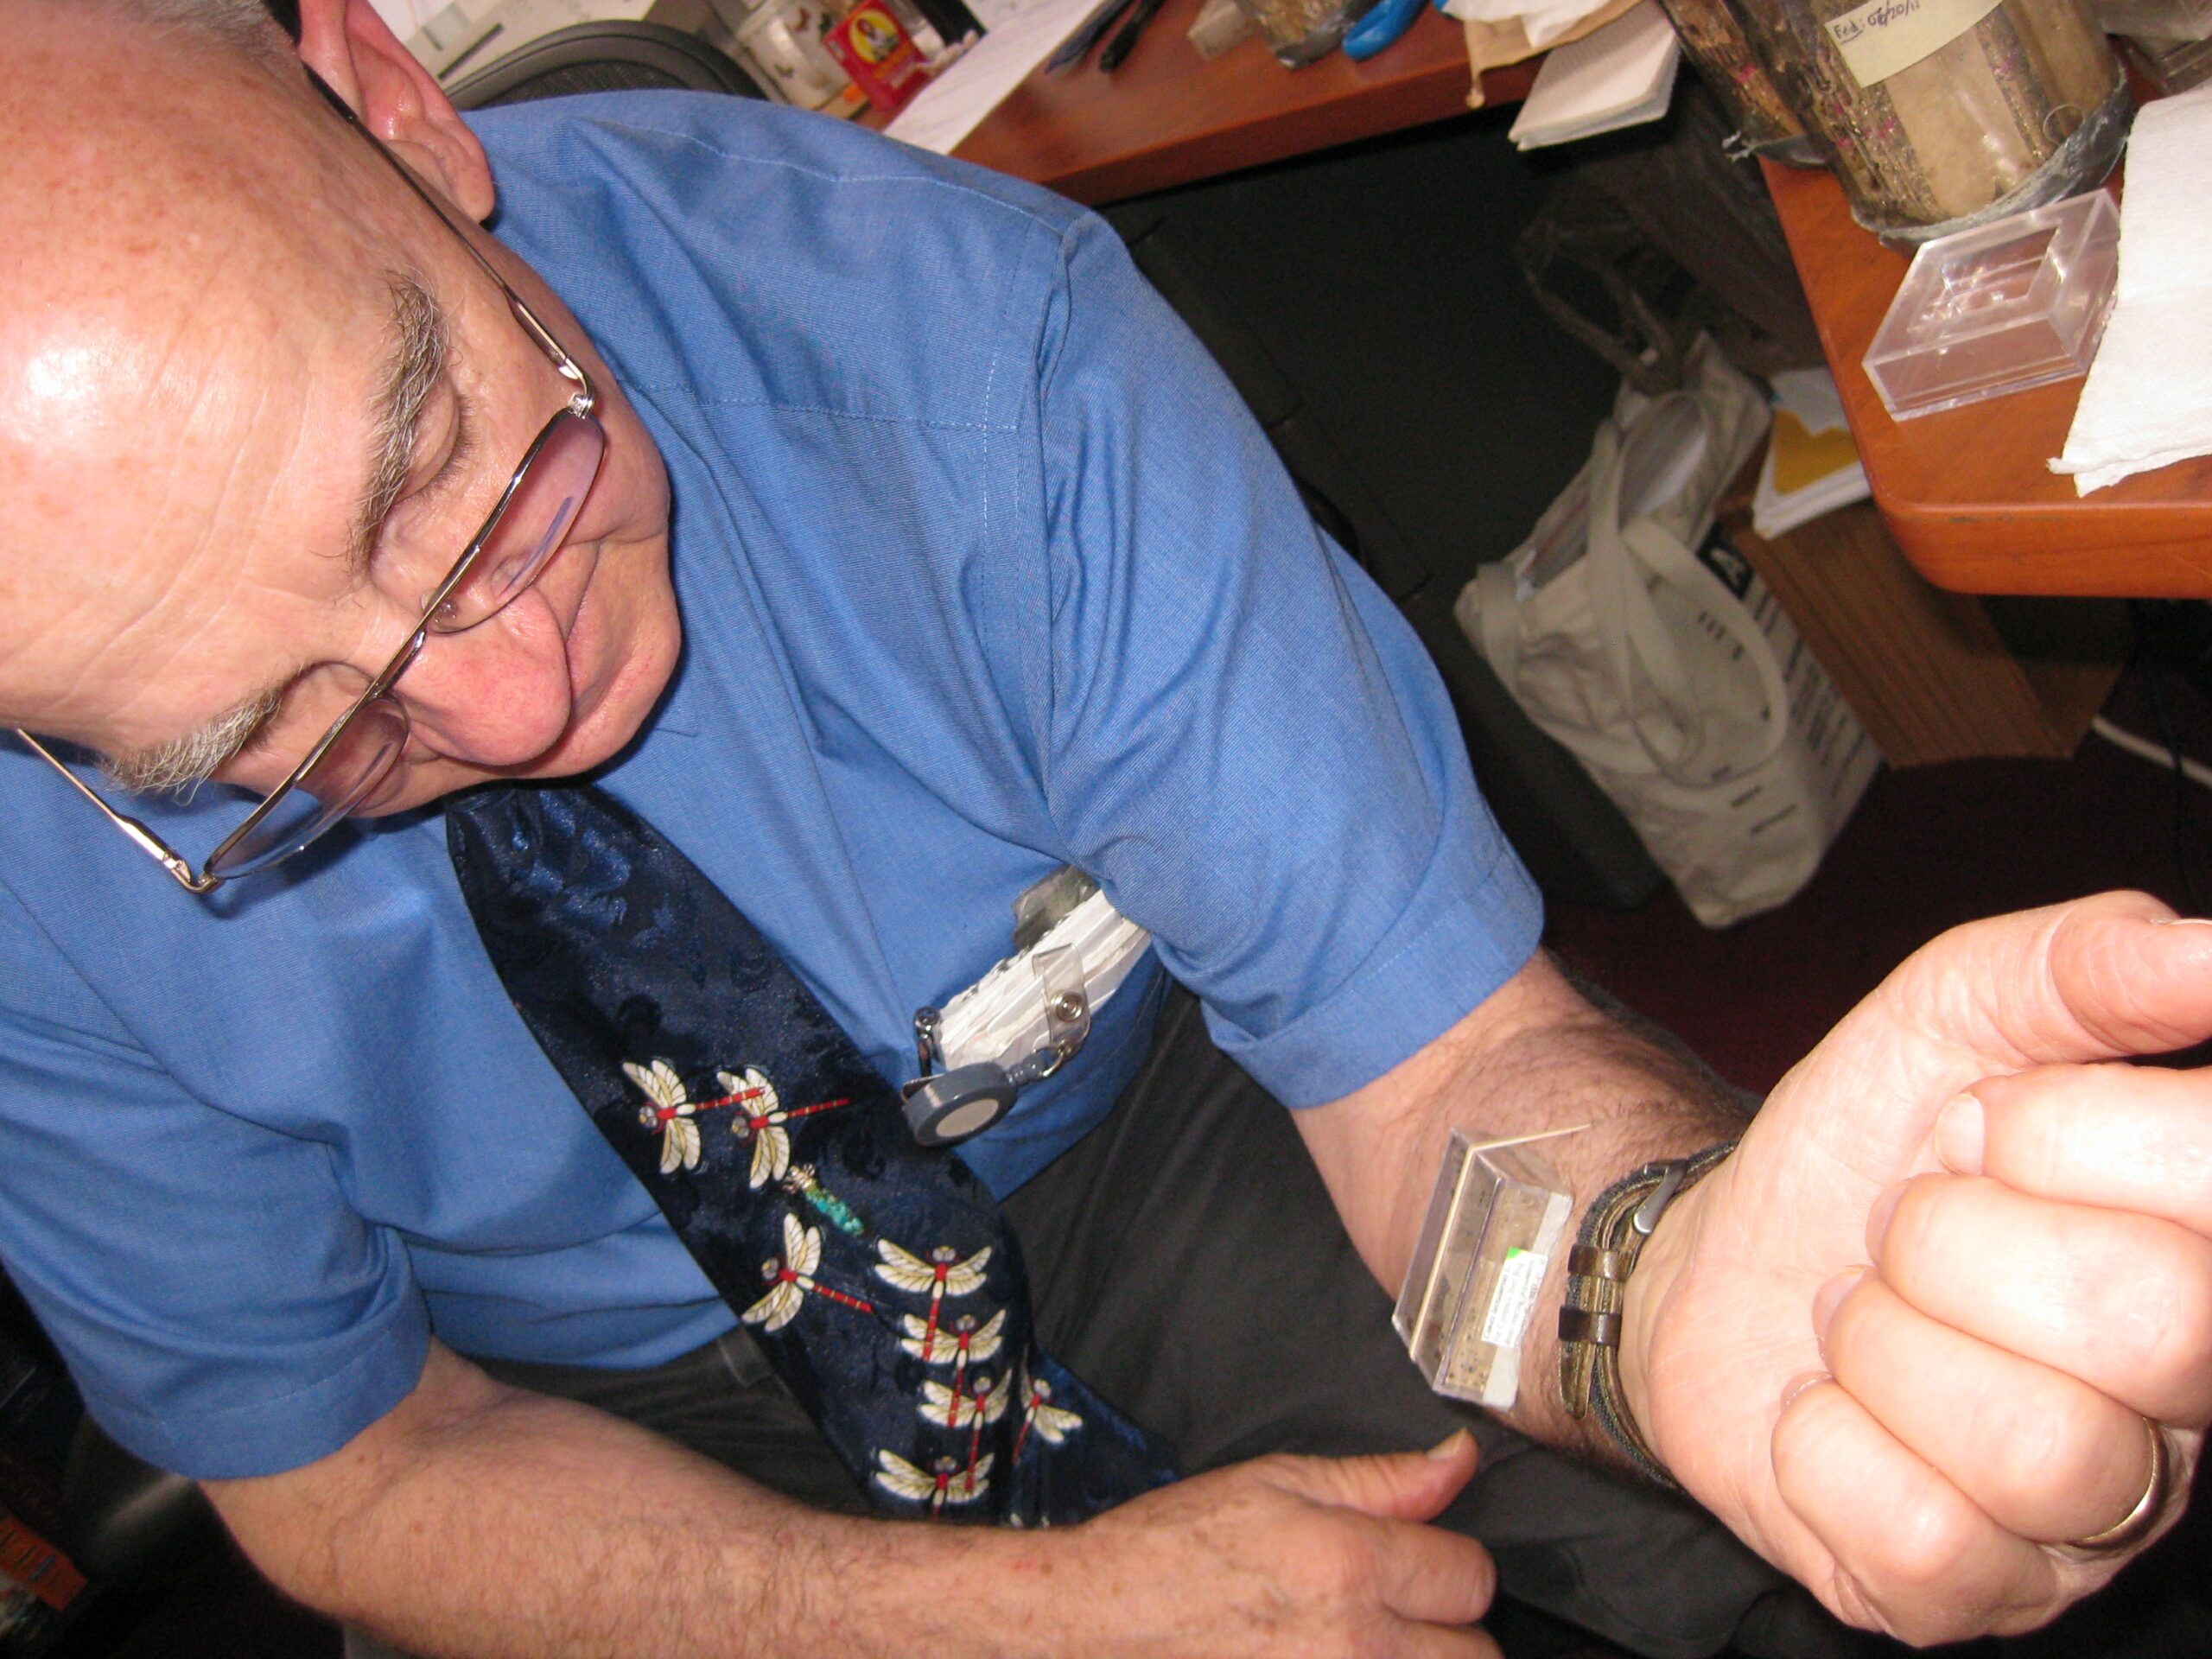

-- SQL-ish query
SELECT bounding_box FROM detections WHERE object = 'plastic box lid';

[1863,191,2122,423]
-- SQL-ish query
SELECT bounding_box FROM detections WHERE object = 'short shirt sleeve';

[0,883,429,1480]
[1026,216,1542,1105]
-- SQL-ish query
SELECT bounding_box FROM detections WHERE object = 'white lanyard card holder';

[902,868,1151,1147]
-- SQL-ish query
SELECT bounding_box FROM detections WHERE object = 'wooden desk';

[1763,159,2212,600]
[950,0,1534,204]
[929,0,2212,601]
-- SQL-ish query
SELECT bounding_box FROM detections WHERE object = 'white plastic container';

[1863,191,2122,421]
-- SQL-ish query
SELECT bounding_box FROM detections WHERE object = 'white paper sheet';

[883,0,1103,155]
[2052,85,2212,494]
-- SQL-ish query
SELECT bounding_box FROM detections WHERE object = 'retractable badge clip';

[900,868,1147,1147]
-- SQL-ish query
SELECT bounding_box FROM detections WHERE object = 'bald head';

[0,2,431,761]
[0,0,683,823]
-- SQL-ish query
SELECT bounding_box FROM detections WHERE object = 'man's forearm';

[207,1338,1504,1659]
[205,1341,1006,1659]
[1294,950,1749,1459]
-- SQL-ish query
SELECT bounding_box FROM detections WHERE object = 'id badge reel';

[901,868,1151,1147]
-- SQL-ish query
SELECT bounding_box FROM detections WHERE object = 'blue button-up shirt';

[0,94,1540,1479]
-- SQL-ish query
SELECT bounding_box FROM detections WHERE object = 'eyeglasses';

[14,74,607,895]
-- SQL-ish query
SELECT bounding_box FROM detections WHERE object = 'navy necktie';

[446,783,1178,1523]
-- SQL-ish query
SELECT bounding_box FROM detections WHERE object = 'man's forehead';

[0,125,403,517]
[0,11,448,739]
[1,7,432,450]
[6,4,403,288]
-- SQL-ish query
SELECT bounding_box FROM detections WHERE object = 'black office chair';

[445,21,764,110]
[0,1262,218,1590]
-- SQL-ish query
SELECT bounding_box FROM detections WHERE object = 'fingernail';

[1934,1090,1986,1174]
[1812,1268,1866,1344]
[1866,1182,1907,1258]
[1779,1370,1832,1413]
[2153,916,2212,926]
[1427,1429,1472,1460]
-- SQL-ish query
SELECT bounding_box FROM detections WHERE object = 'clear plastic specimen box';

[1863,190,2122,422]
[1393,1132,1572,1410]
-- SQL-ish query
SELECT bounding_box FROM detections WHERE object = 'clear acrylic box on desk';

[1863,191,2122,422]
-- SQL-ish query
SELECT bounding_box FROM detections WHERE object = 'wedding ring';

[2055,1419,2171,1560]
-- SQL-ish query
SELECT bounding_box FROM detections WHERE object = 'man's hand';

[1624,892,2210,1644]
[1022,1432,1499,1659]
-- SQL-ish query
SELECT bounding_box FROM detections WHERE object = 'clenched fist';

[1623,893,2209,1644]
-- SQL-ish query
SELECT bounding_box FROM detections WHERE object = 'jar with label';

[1732,0,2129,242]
[1654,0,1827,163]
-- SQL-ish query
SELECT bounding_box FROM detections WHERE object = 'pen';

[1098,0,1166,71]
[1046,0,1139,71]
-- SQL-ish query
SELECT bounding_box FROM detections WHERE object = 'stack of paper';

[1507,0,1679,150]
[1753,367,1871,538]
[2052,85,2212,495]
[884,0,1103,155]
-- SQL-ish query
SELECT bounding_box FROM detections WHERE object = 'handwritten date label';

[1825,0,2005,86]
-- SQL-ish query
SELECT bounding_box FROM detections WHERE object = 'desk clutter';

[1843,80,2212,492]
[375,0,980,119]
[1643,0,2212,496]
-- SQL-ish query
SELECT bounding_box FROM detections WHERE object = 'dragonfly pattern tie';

[447,783,1177,1524]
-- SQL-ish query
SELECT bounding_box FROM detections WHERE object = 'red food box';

[823,1,933,116]
[0,1513,84,1611]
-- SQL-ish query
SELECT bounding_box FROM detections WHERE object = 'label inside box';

[1477,1246,1551,1351]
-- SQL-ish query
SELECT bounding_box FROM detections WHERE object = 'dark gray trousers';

[353,988,1819,1659]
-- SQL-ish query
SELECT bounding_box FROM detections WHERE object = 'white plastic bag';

[1456,340,1879,927]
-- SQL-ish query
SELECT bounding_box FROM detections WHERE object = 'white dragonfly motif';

[874,1449,994,1514]
[622,1058,708,1175]
[920,1368,1011,1432]
[741,1212,874,1332]
[1013,1368,1084,1461]
[874,1239,991,1362]
[905,1309,1006,1427]
[621,1060,836,1185]
[714,1071,852,1190]
[711,1067,788,1188]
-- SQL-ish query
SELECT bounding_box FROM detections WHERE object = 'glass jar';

[1732,0,2130,242]
[1655,0,1827,162]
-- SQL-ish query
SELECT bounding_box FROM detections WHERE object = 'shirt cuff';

[84,1293,432,1482]
[1204,847,1544,1110]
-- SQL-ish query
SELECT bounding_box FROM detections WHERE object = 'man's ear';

[294,0,497,223]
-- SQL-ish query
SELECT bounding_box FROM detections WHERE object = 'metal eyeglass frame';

[13,71,601,896]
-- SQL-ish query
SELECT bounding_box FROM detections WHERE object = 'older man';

[0,3,2204,1657]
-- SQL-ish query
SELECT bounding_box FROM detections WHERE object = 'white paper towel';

[2051,86,2212,495]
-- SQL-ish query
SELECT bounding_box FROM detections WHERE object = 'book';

[1752,367,1872,538]
[1508,1,1681,150]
